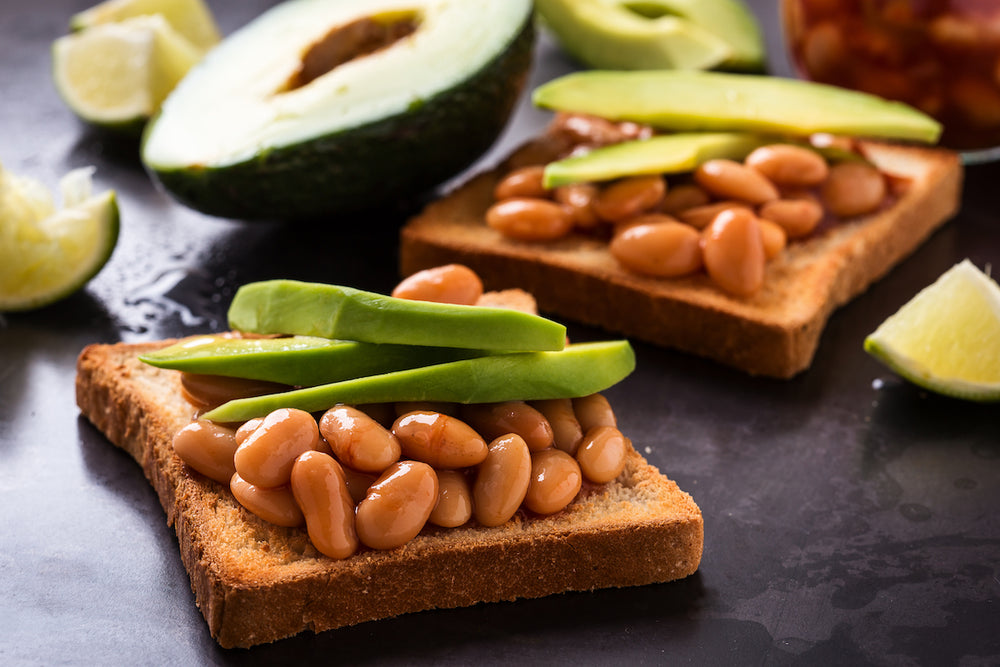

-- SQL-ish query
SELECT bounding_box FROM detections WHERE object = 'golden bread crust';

[76,340,703,648]
[400,139,963,377]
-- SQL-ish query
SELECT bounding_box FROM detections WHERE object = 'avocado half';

[141,0,535,221]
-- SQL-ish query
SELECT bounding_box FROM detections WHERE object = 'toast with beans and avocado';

[400,70,963,378]
[75,269,702,648]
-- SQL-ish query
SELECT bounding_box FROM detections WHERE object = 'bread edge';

[76,340,704,648]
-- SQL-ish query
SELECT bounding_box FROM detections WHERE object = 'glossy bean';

[493,165,549,201]
[290,451,358,559]
[391,264,484,305]
[694,159,779,205]
[758,218,788,260]
[230,473,304,527]
[234,408,321,488]
[473,434,532,527]
[659,183,711,215]
[180,372,288,410]
[744,144,829,187]
[821,161,887,218]
[524,448,582,515]
[677,201,751,229]
[486,197,574,241]
[530,398,583,455]
[428,469,473,528]
[319,405,401,473]
[356,461,439,550]
[701,208,766,297]
[576,426,628,484]
[553,183,600,228]
[592,175,666,222]
[392,411,488,468]
[172,420,239,484]
[460,401,554,452]
[758,198,824,238]
[572,393,617,432]
[234,417,264,445]
[609,217,703,278]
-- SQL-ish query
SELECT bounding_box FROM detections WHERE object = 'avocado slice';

[543,132,769,187]
[533,70,942,144]
[141,0,534,220]
[139,335,497,386]
[535,0,765,72]
[201,341,636,423]
[227,280,567,352]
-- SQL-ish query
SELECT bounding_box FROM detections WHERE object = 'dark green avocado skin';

[145,15,534,222]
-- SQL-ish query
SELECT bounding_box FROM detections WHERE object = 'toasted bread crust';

[400,139,962,377]
[76,340,703,648]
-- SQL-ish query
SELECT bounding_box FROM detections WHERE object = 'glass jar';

[783,0,1000,161]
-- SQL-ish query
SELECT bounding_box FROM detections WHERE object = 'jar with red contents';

[783,0,1000,161]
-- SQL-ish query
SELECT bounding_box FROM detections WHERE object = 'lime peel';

[864,260,1000,402]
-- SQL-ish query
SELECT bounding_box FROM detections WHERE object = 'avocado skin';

[144,15,534,222]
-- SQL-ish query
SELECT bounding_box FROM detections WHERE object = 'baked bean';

[356,460,439,550]
[745,144,829,187]
[801,21,847,80]
[592,175,666,222]
[319,405,401,474]
[391,264,483,305]
[234,408,321,488]
[230,473,304,528]
[460,401,554,452]
[234,418,264,445]
[473,434,532,527]
[572,393,617,432]
[609,217,703,278]
[821,161,886,218]
[694,159,779,205]
[180,373,288,410]
[576,426,628,484]
[553,183,600,228]
[758,219,788,260]
[172,420,239,484]
[758,198,823,238]
[677,201,751,229]
[659,183,711,215]
[340,466,378,504]
[493,165,549,201]
[392,411,488,468]
[290,451,358,560]
[486,197,574,241]
[530,398,583,455]
[550,112,652,147]
[428,469,473,528]
[701,208,766,297]
[524,448,583,515]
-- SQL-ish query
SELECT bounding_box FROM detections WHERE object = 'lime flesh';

[864,260,1000,401]
[0,165,119,312]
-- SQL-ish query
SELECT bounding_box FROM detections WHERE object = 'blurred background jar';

[783,0,1000,161]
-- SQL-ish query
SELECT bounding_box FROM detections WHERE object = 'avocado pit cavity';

[284,11,419,92]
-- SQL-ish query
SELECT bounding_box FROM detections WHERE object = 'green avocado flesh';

[139,335,495,386]
[200,340,636,423]
[141,0,534,220]
[533,70,942,144]
[535,0,764,72]
[544,132,768,187]
[227,280,567,352]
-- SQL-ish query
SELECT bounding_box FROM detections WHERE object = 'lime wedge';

[864,260,1000,402]
[52,14,201,132]
[69,0,221,53]
[0,163,119,312]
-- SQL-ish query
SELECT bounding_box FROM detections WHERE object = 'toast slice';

[75,339,703,648]
[400,137,963,378]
